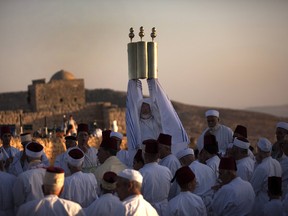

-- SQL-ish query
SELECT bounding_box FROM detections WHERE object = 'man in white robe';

[168,166,207,216]
[139,139,172,216]
[85,171,125,215]
[250,138,282,216]
[54,135,77,176]
[16,166,85,216]
[280,135,288,198]
[197,110,233,155]
[60,147,98,207]
[272,121,288,161]
[212,157,255,215]
[0,150,16,216]
[116,169,158,216]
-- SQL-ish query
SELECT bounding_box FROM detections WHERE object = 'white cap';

[67,147,84,167]
[110,131,123,140]
[43,167,65,188]
[233,138,250,150]
[205,110,219,118]
[257,137,272,152]
[176,148,194,160]
[276,122,288,131]
[118,169,143,184]
[25,142,44,158]
[20,133,32,143]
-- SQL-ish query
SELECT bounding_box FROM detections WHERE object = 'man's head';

[77,123,89,147]
[157,133,172,159]
[42,166,65,196]
[173,166,196,192]
[176,148,195,166]
[65,136,77,150]
[205,110,220,129]
[140,102,152,119]
[231,137,250,160]
[67,147,84,172]
[142,139,159,163]
[101,171,117,193]
[20,133,32,148]
[1,126,12,146]
[276,122,288,142]
[116,169,143,201]
[280,135,288,156]
[133,149,144,170]
[97,137,118,164]
[199,134,218,162]
[218,157,237,185]
[25,141,44,163]
[233,125,247,139]
[110,131,123,151]
[256,137,272,162]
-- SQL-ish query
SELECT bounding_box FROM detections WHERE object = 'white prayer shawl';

[84,193,125,216]
[280,154,288,198]
[13,168,46,211]
[205,155,220,179]
[236,156,255,182]
[197,124,233,154]
[212,177,255,216]
[116,149,132,168]
[126,79,189,166]
[139,162,172,216]
[263,199,284,216]
[60,171,98,208]
[82,147,99,172]
[54,152,71,177]
[250,156,282,216]
[16,195,85,216]
[0,171,16,216]
[122,194,159,216]
[10,150,50,176]
[168,191,207,216]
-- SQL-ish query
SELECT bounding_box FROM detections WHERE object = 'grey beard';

[209,124,220,133]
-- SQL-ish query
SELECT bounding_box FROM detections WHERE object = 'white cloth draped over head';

[126,79,189,164]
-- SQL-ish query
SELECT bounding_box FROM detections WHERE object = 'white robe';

[84,193,125,216]
[236,156,255,181]
[0,146,20,173]
[0,171,16,216]
[168,191,207,216]
[60,171,98,208]
[16,194,85,216]
[263,199,284,216]
[212,177,255,216]
[54,152,71,177]
[139,162,172,216]
[82,147,99,172]
[280,154,288,198]
[122,194,158,216]
[13,168,46,211]
[250,156,282,216]
[197,124,233,155]
[205,155,220,179]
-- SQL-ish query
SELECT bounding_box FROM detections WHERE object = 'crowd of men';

[0,109,288,216]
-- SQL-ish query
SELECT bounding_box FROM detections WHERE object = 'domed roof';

[50,70,75,81]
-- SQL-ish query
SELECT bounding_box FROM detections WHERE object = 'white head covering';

[20,133,32,143]
[276,122,288,131]
[110,131,123,140]
[43,167,65,189]
[118,169,143,184]
[205,110,219,118]
[176,148,194,160]
[257,137,272,152]
[25,142,44,158]
[67,147,85,167]
[233,137,250,150]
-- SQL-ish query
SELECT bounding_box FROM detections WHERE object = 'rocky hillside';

[86,89,288,147]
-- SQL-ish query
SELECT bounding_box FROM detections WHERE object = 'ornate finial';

[129,27,135,42]
[150,27,157,41]
[139,26,144,41]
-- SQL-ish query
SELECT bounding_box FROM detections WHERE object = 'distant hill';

[246,104,288,118]
[86,89,288,147]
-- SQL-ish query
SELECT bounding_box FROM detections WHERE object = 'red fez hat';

[268,176,282,195]
[102,130,112,141]
[203,134,219,154]
[65,136,77,141]
[234,125,247,138]
[77,123,89,134]
[134,149,144,163]
[173,166,195,187]
[100,137,118,151]
[143,139,159,154]
[157,133,172,146]
[68,148,84,159]
[219,157,237,171]
[103,171,117,184]
[1,126,11,136]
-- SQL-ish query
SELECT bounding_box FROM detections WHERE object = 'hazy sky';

[0,0,287,109]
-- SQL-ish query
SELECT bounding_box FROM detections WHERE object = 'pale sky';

[0,0,287,109]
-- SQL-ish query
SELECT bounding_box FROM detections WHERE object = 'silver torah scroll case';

[128,26,158,80]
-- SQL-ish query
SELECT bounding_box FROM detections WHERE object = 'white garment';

[205,155,220,179]
[60,171,98,208]
[0,146,20,173]
[263,199,284,216]
[13,168,46,211]
[212,177,255,216]
[197,124,233,154]
[250,156,282,216]
[16,194,85,216]
[117,150,131,168]
[0,171,16,216]
[10,151,50,176]
[122,194,158,216]
[283,193,288,215]
[168,191,207,216]
[54,152,71,177]
[139,162,172,216]
[236,156,255,182]
[85,193,125,216]
[82,147,99,172]
[280,154,288,198]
